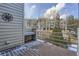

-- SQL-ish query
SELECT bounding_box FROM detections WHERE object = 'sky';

[24,3,78,19]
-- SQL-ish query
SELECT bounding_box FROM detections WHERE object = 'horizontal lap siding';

[0,3,24,50]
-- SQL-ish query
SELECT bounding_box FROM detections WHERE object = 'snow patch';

[46,42,53,45]
[37,39,45,43]
[68,44,77,52]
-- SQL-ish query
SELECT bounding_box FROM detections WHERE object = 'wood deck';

[0,40,77,56]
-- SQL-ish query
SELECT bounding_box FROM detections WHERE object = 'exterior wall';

[0,3,24,50]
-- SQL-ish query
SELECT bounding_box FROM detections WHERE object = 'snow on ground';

[0,40,42,56]
[24,39,43,48]
[68,44,77,52]
[37,39,45,43]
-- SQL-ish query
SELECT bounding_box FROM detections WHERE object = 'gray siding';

[0,3,24,50]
